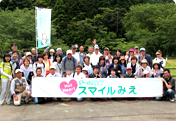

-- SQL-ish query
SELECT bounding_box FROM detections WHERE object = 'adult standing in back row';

[78,45,86,66]
[9,43,22,64]
[153,50,166,68]
[138,48,152,68]
[61,50,77,77]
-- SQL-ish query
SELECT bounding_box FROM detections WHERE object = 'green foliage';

[123,3,176,55]
[0,8,68,57]
[0,0,175,56]
[0,0,35,11]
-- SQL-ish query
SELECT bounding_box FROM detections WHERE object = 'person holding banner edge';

[156,69,175,102]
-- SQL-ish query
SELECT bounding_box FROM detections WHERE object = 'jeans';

[77,97,83,102]
[33,97,46,104]
[0,79,11,104]
[156,89,175,100]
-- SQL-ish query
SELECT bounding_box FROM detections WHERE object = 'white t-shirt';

[153,58,166,68]
[90,52,102,65]
[72,52,80,63]
[70,72,86,79]
[83,63,93,75]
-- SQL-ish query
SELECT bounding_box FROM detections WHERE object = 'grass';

[164,59,176,80]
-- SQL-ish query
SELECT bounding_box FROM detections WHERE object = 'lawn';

[164,59,176,79]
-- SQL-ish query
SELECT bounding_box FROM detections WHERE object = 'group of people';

[0,40,175,106]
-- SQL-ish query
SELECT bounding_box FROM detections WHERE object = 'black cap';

[11,43,17,47]
[71,45,76,49]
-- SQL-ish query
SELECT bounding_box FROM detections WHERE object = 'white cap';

[15,69,22,74]
[82,67,88,71]
[26,52,33,57]
[49,49,55,53]
[143,70,149,75]
[56,48,62,51]
[50,65,56,70]
[94,45,99,49]
[66,50,72,55]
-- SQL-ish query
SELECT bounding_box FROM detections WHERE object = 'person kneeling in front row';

[156,69,175,102]
[11,69,30,106]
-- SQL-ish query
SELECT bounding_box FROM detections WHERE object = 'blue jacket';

[78,52,86,65]
[138,54,152,68]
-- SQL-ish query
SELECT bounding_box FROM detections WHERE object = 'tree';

[123,3,176,55]
[0,0,34,11]
[0,8,69,57]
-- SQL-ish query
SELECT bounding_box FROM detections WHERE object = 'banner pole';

[35,6,38,56]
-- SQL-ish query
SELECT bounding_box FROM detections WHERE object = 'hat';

[82,67,88,71]
[120,56,125,60]
[50,65,56,70]
[129,48,134,52]
[153,60,160,65]
[134,46,139,49]
[15,69,22,74]
[71,45,77,49]
[126,65,132,70]
[11,43,17,47]
[94,45,99,49]
[26,52,33,57]
[104,47,109,51]
[140,48,146,51]
[56,48,62,51]
[143,70,149,75]
[66,50,72,55]
[141,59,148,64]
[156,50,162,55]
[49,49,55,53]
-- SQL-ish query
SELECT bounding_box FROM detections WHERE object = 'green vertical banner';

[36,7,52,49]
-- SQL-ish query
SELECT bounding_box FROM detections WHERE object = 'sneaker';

[169,98,174,102]
[6,102,10,105]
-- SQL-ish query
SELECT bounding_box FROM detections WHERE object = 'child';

[108,57,121,78]
[152,61,163,78]
[82,67,88,78]
[107,68,119,78]
[62,70,71,78]
[119,56,127,76]
[122,65,137,78]
[33,55,46,77]
[142,70,150,100]
[138,59,152,77]
[127,56,140,76]
[0,54,13,105]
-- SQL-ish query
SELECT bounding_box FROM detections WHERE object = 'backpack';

[64,56,75,68]
[72,72,75,78]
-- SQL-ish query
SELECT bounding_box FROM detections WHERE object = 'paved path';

[0,85,176,121]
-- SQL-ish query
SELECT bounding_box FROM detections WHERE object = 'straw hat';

[141,59,148,65]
